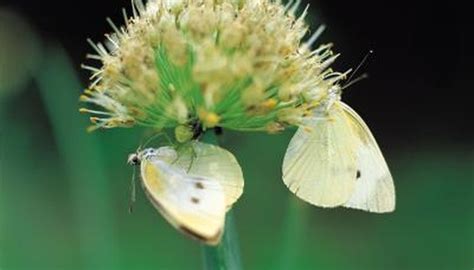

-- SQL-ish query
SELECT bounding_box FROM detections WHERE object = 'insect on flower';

[127,142,244,245]
[282,87,396,213]
[80,0,395,245]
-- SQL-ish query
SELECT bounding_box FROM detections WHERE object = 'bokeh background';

[0,0,472,269]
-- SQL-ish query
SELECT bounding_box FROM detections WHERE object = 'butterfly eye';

[143,148,156,156]
[128,153,140,166]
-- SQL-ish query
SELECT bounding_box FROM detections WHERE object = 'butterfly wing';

[282,104,358,207]
[171,142,244,209]
[340,102,396,213]
[140,158,226,245]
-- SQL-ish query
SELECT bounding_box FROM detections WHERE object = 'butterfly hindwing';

[340,102,396,213]
[140,157,226,245]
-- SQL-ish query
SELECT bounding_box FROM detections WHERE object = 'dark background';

[0,1,472,270]
[3,0,470,145]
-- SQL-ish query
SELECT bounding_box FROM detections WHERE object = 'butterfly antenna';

[342,73,369,90]
[136,136,147,153]
[143,133,163,148]
[162,132,173,145]
[343,50,373,88]
[128,165,137,214]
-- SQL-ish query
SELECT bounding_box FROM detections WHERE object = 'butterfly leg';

[128,166,137,213]
[186,144,198,173]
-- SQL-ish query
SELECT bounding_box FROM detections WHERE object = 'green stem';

[201,131,243,270]
[278,197,309,270]
[0,101,5,263]
[202,211,242,270]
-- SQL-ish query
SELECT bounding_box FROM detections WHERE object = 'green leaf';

[36,46,119,270]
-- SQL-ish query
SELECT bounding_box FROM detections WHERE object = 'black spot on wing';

[195,182,205,189]
[356,170,361,179]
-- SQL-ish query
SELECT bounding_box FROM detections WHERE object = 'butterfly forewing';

[140,157,226,245]
[283,104,358,207]
[171,142,244,209]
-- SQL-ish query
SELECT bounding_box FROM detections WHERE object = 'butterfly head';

[127,152,141,166]
[327,85,342,108]
[128,147,178,166]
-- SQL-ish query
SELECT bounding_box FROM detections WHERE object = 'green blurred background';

[0,1,472,269]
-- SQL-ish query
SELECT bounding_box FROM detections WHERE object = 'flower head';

[80,0,346,136]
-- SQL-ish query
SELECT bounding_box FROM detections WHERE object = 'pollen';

[199,110,221,128]
[261,99,278,110]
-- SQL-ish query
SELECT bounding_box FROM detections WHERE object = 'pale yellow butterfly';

[282,101,395,213]
[128,141,244,245]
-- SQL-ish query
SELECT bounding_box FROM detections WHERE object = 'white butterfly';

[129,141,244,245]
[282,101,395,213]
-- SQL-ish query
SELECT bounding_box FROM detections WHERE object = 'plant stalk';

[201,131,243,270]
